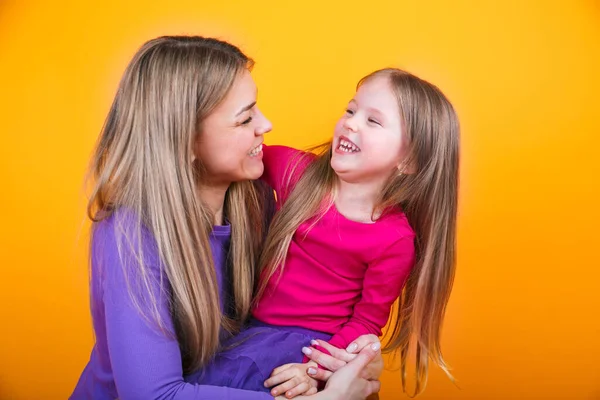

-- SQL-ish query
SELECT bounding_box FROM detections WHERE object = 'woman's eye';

[241,117,253,125]
[368,118,381,126]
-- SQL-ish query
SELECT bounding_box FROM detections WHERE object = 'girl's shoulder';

[377,208,416,241]
[264,144,316,170]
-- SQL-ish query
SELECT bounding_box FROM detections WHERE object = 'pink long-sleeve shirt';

[253,145,416,353]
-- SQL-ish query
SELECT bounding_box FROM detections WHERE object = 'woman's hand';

[323,343,382,400]
[302,334,384,382]
[280,343,382,400]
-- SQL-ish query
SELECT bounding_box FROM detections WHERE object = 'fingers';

[344,342,381,375]
[365,379,382,397]
[270,363,294,377]
[281,381,313,398]
[304,387,318,396]
[310,339,354,362]
[270,377,304,398]
[345,334,380,354]
[307,365,333,382]
[302,346,347,371]
[361,352,385,380]
[264,368,296,388]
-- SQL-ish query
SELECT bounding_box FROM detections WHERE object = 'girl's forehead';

[355,76,398,113]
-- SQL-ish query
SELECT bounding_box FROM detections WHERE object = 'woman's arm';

[96,218,272,400]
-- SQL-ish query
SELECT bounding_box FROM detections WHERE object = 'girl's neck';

[334,178,385,223]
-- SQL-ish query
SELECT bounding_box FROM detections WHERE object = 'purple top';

[70,210,272,399]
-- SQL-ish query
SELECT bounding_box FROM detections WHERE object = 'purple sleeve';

[95,217,273,400]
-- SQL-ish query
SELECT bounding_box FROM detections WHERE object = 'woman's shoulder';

[91,207,160,269]
[92,207,149,237]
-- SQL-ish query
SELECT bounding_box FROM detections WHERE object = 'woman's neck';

[197,182,229,226]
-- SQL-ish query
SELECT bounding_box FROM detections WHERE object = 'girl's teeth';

[338,139,359,153]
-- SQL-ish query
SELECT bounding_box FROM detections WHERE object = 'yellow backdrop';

[1,1,599,399]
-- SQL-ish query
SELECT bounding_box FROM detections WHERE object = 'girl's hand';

[303,335,384,381]
[264,362,319,398]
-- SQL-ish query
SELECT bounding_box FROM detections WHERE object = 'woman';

[71,36,382,399]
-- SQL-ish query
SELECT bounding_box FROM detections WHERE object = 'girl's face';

[195,70,272,185]
[331,75,410,184]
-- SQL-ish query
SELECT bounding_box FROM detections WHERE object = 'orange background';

[1,1,599,399]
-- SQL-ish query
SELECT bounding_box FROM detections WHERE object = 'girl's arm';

[315,236,415,356]
[261,145,314,204]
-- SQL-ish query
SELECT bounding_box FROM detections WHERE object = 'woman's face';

[195,70,272,185]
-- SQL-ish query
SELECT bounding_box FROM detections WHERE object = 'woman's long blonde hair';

[258,68,460,396]
[87,36,267,373]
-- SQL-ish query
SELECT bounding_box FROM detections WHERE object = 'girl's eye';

[345,109,355,115]
[368,118,381,126]
[241,117,253,125]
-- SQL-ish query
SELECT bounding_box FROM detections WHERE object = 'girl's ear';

[397,158,416,175]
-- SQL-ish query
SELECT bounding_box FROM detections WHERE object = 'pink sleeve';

[261,145,314,205]
[321,236,415,355]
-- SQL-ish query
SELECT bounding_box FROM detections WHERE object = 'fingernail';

[272,390,278,395]
[302,346,312,355]
[371,342,381,351]
[310,339,319,346]
[346,343,358,353]
[307,367,317,375]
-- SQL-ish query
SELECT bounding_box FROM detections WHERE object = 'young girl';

[196,68,459,398]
